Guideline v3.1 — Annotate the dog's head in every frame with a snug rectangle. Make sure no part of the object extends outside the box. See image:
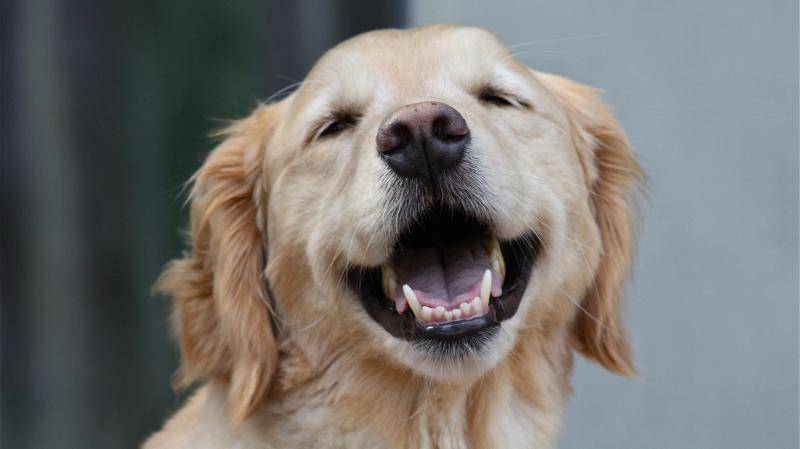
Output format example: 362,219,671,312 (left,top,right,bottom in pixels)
157,25,642,421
